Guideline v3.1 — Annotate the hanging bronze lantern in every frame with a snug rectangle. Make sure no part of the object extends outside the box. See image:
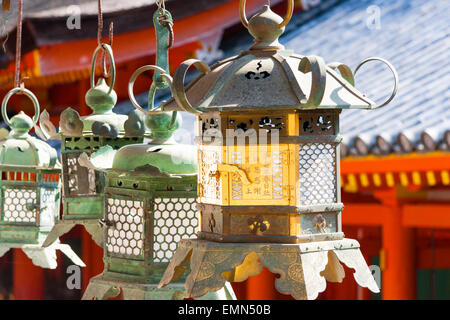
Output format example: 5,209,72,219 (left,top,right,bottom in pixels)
80,106,234,300
0,87,84,269
37,44,146,247
80,4,234,298
154,0,398,299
